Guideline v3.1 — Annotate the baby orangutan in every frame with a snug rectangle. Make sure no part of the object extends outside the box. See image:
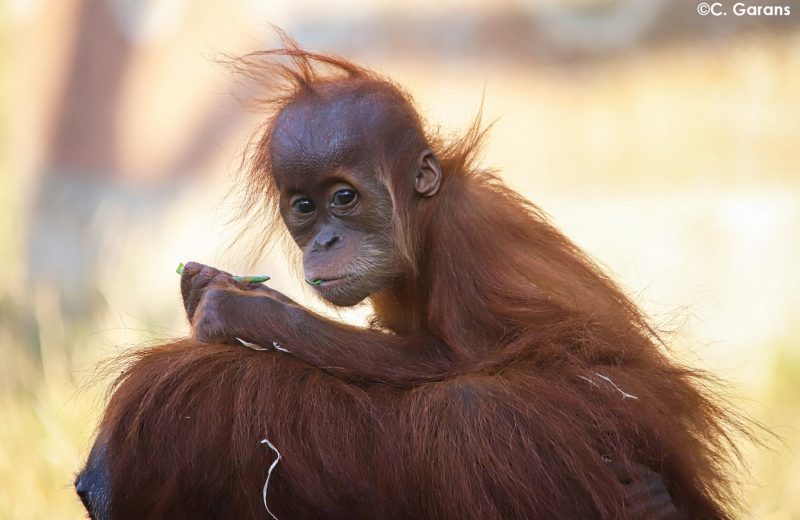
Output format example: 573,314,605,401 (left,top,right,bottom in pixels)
77,41,743,520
